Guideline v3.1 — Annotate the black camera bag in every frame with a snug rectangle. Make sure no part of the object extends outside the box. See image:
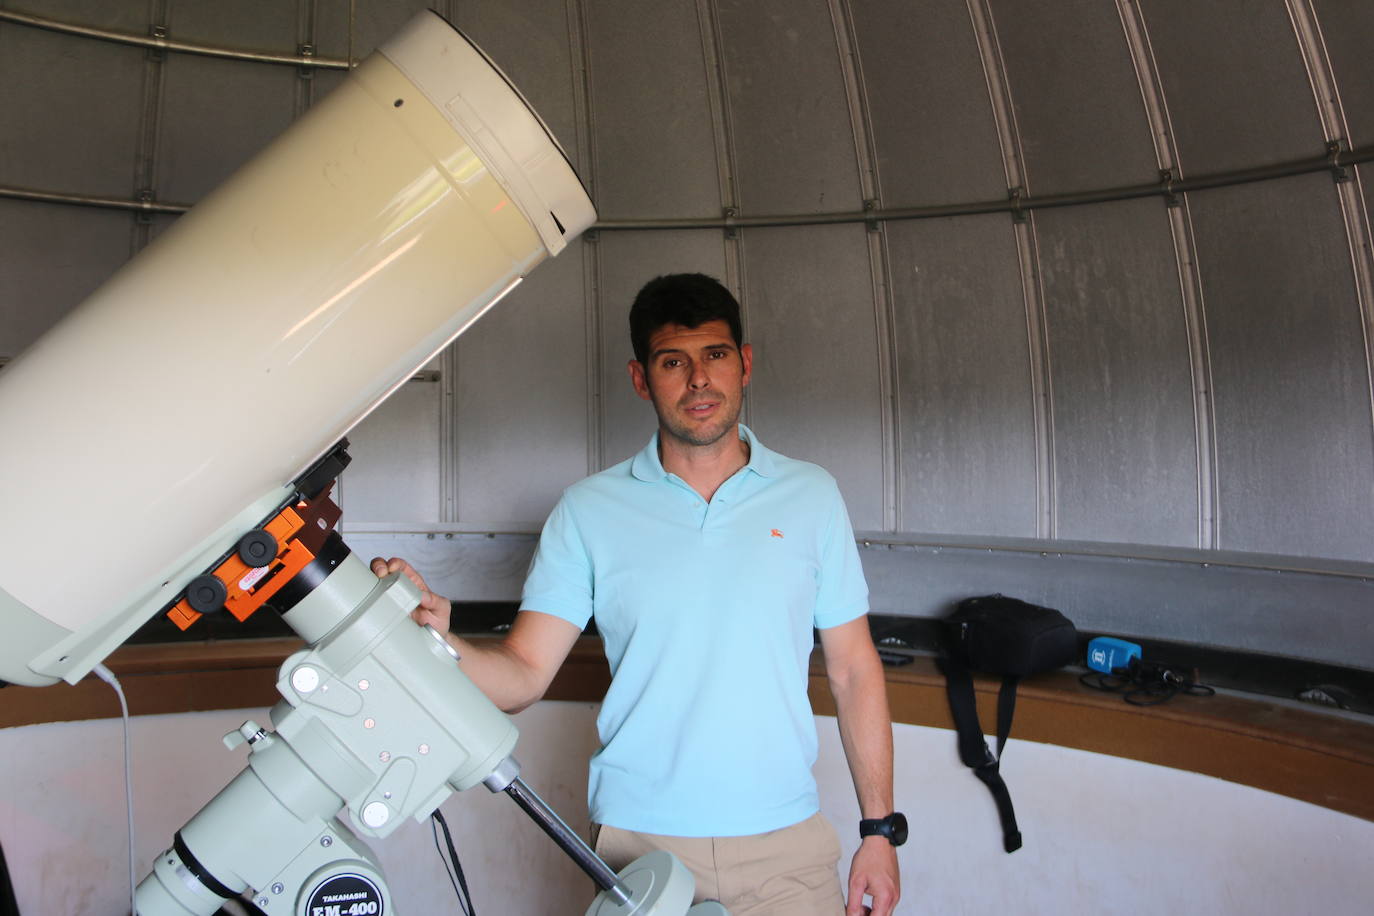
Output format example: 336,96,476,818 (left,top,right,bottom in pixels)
940,594,1078,852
